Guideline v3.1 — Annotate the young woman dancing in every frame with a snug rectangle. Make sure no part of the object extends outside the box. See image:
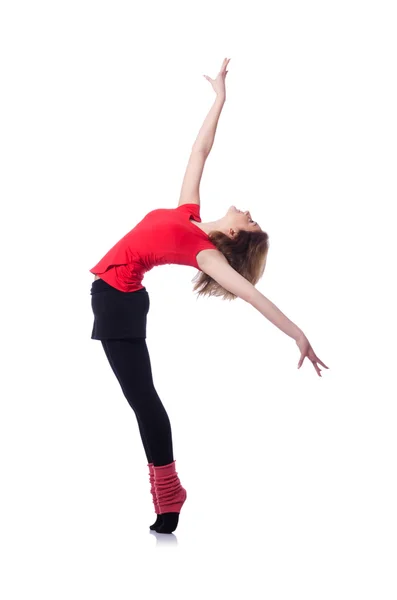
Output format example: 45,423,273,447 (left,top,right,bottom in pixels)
89,58,329,535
